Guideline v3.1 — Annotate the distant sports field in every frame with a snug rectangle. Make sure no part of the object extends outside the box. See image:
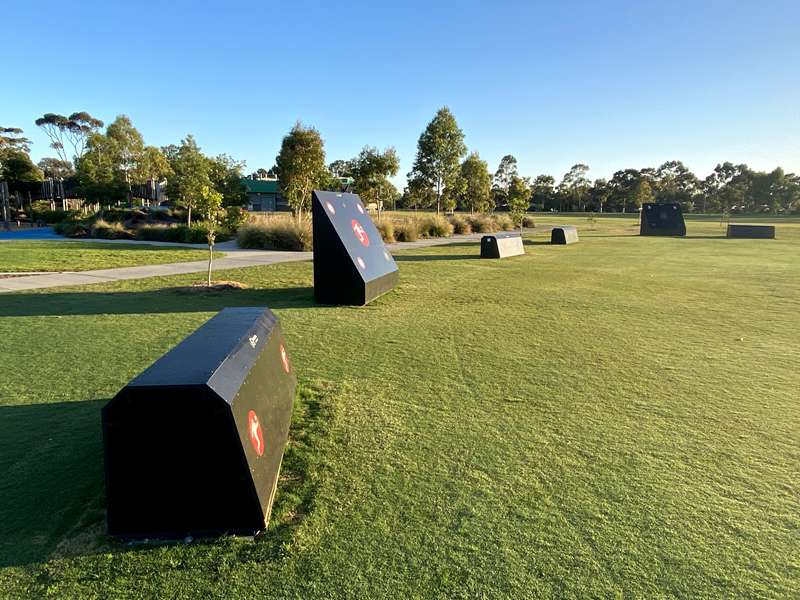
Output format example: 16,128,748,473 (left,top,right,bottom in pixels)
0,215,797,598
